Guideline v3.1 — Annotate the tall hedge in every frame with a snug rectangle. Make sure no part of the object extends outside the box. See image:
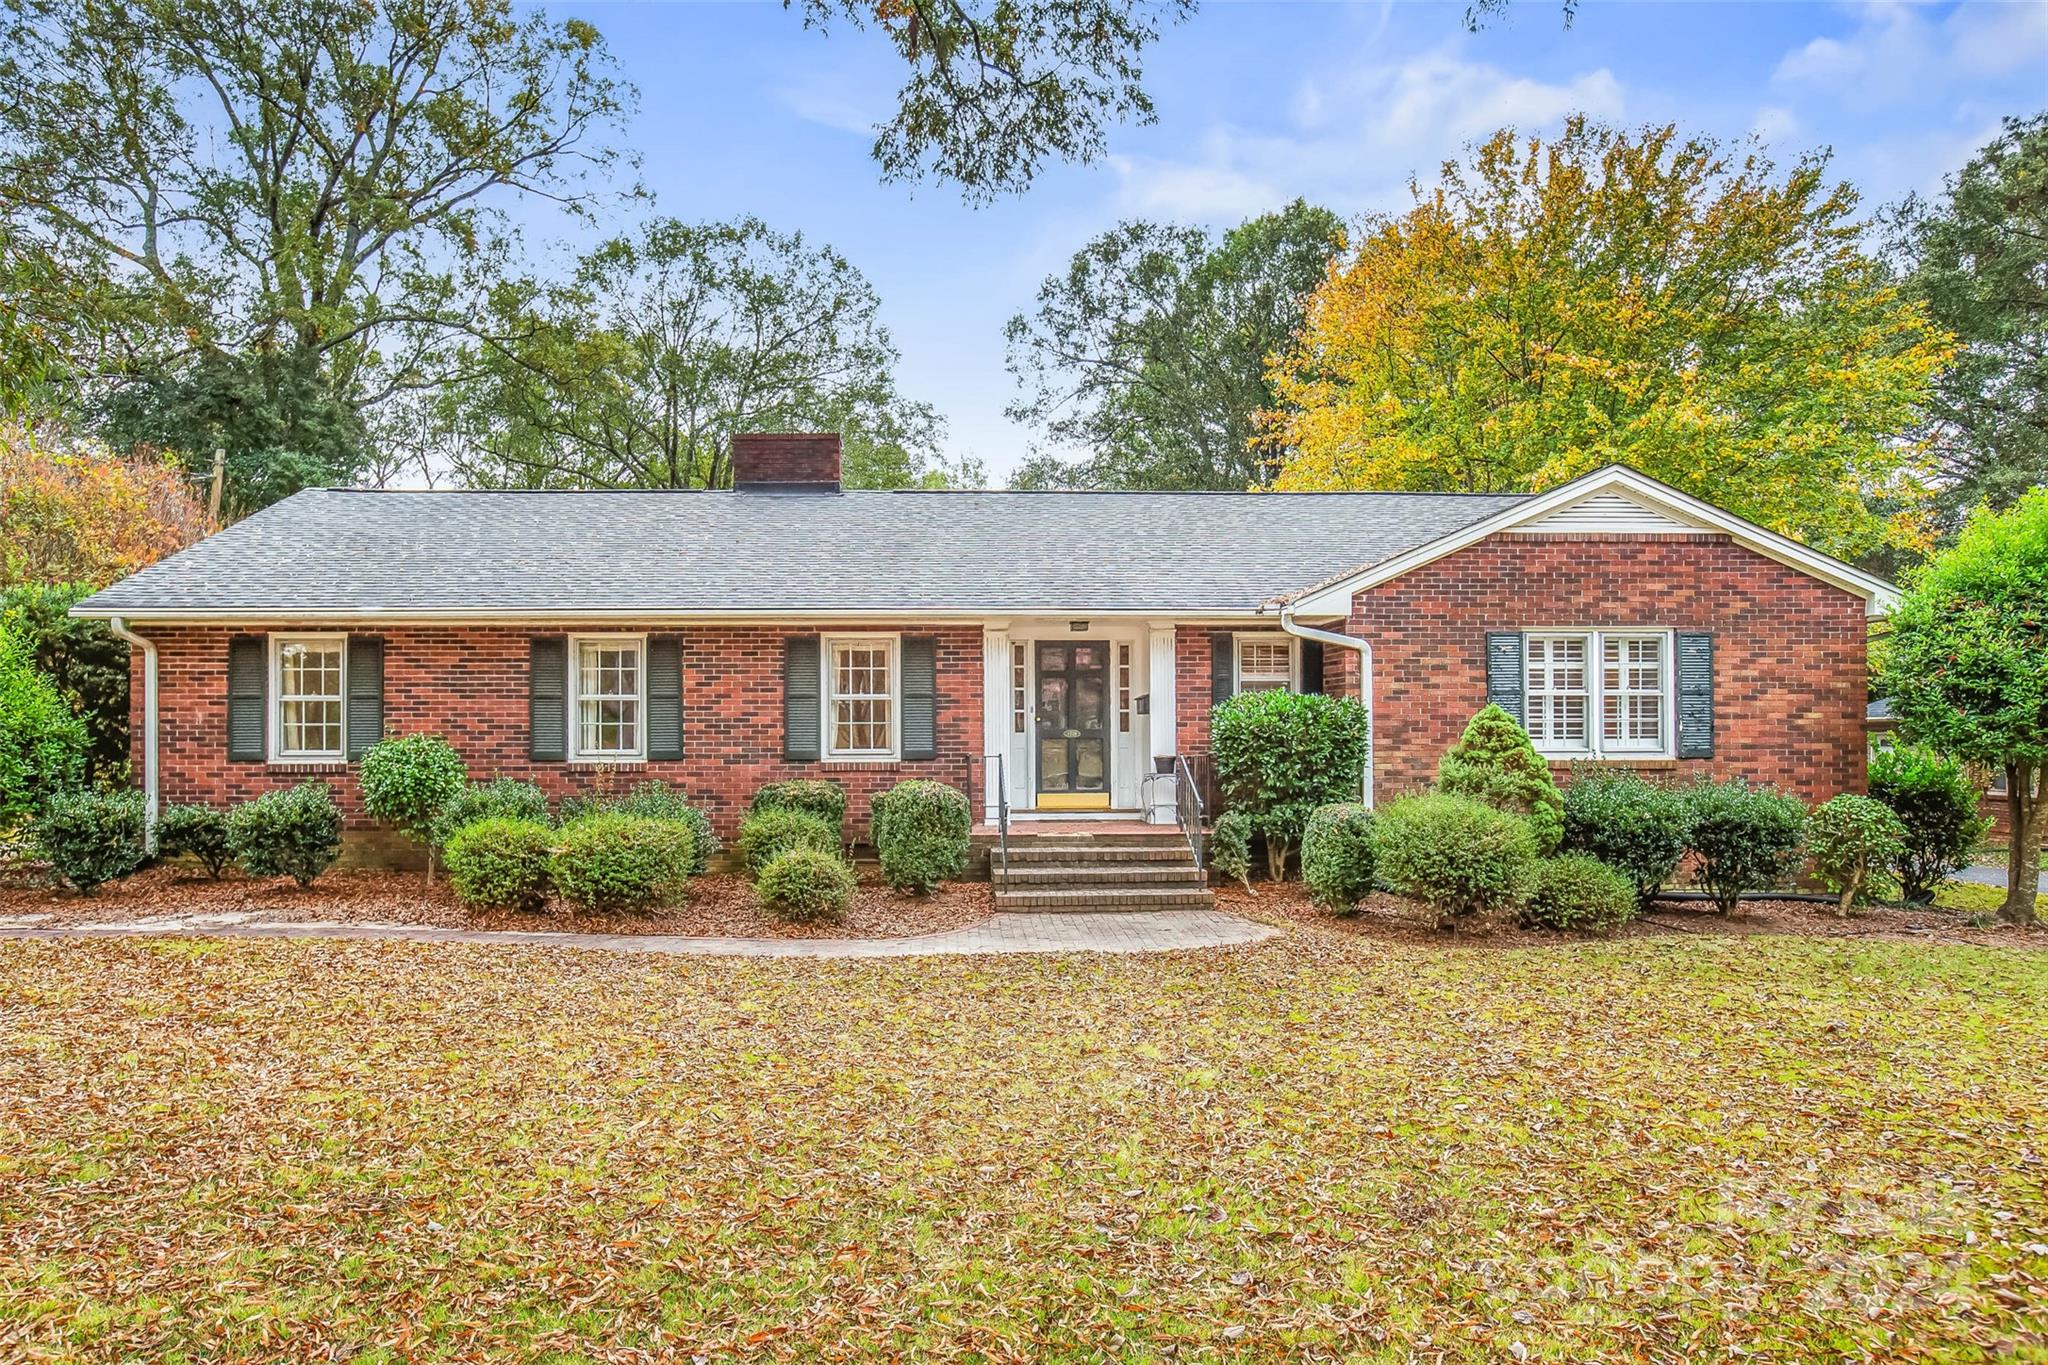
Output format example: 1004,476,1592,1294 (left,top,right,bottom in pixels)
0,583,128,780
0,622,88,832
1209,691,1369,879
